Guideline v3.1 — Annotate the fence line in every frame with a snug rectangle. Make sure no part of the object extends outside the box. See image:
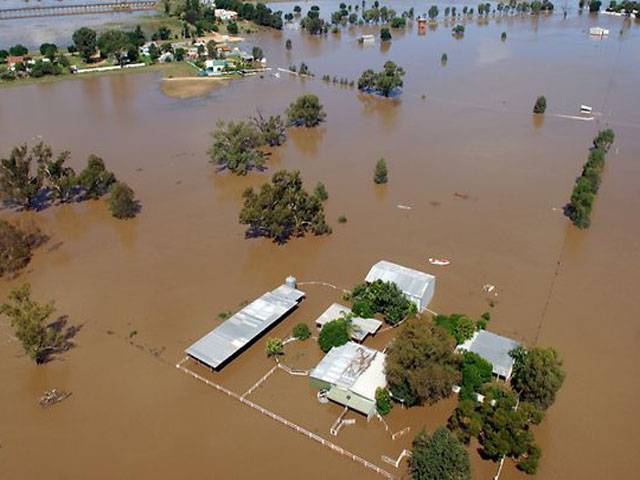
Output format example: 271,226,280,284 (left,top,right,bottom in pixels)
176,359,394,479
242,364,278,398
381,449,411,468
277,363,310,376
